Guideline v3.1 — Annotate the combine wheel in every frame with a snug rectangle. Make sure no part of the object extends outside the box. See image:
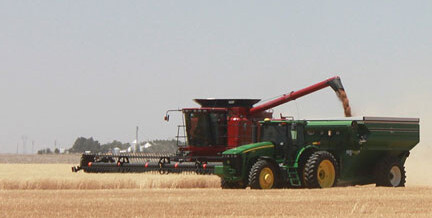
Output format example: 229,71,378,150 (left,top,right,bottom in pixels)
249,160,277,189
375,156,406,187
304,151,338,188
